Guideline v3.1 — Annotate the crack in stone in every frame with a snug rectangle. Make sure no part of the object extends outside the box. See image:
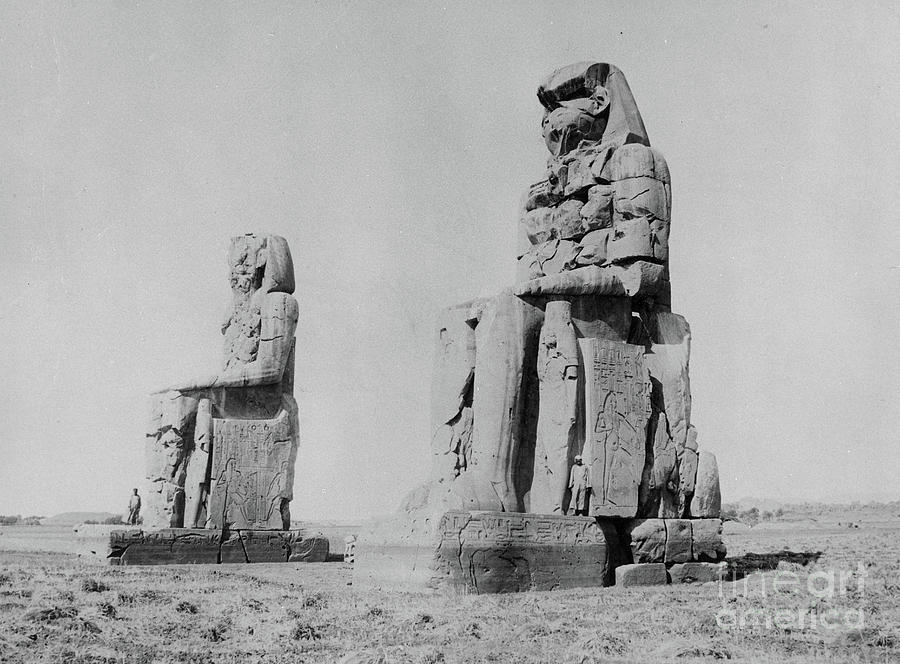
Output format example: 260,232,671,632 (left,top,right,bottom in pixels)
236,530,251,563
